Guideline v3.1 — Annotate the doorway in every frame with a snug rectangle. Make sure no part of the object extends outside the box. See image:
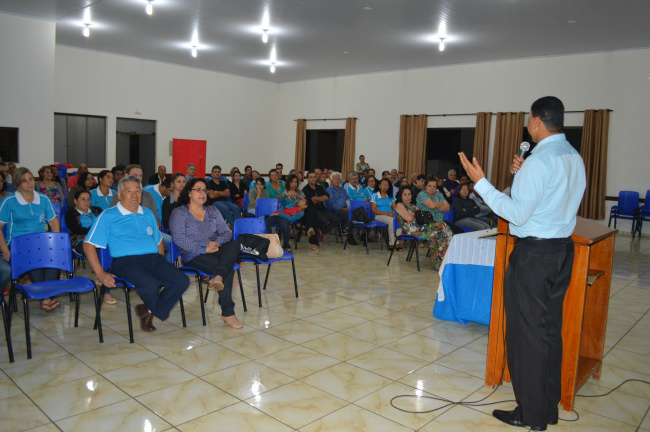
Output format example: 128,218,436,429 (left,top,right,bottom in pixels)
305,129,345,171
116,118,156,182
